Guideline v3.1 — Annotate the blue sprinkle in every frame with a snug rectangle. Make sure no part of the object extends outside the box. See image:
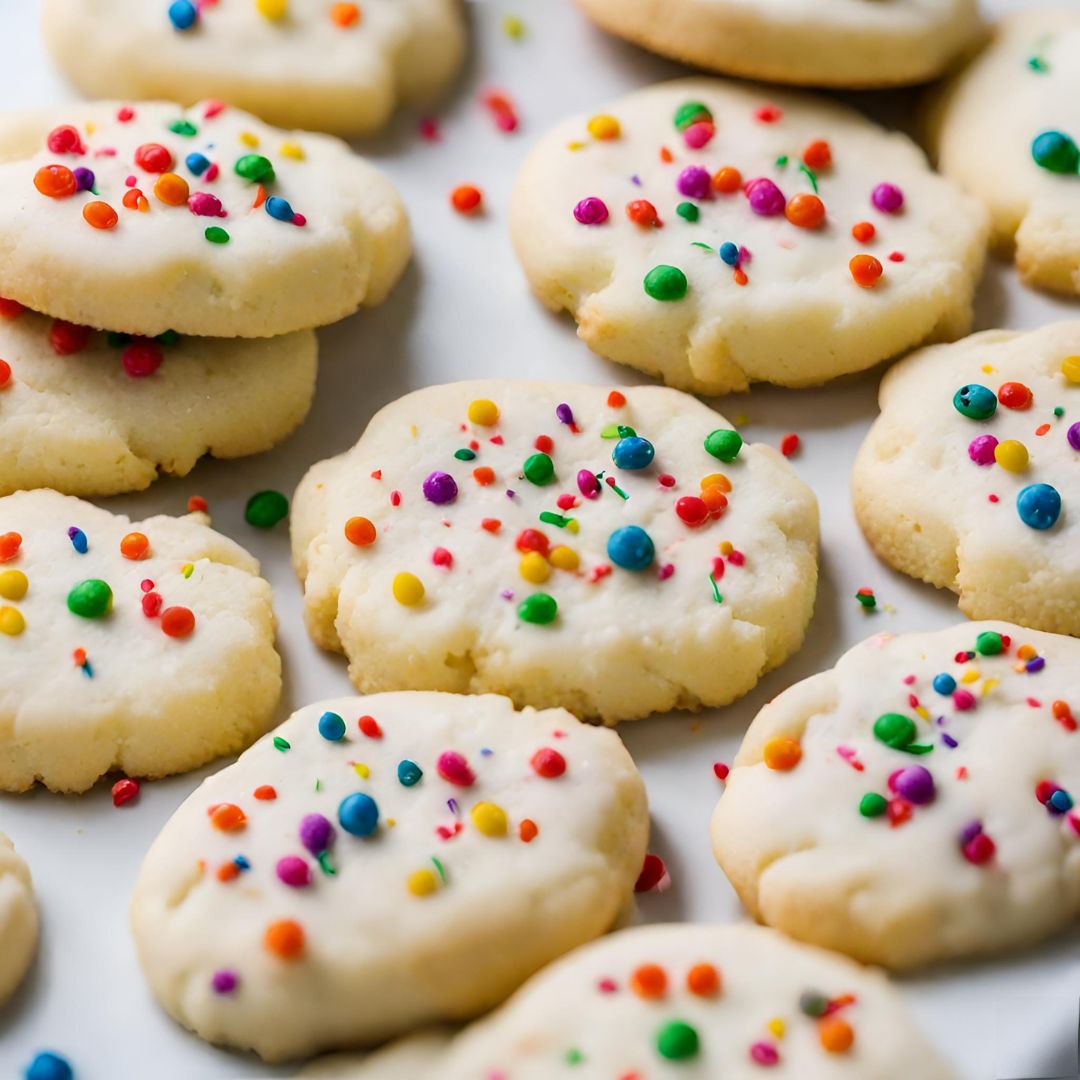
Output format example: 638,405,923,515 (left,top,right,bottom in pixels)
397,759,423,786
265,196,294,222
1049,789,1074,814
25,1052,74,1080
612,435,655,471
932,673,956,696
338,792,379,837
233,855,251,871
186,152,210,176
1016,483,1061,531
167,0,198,30
607,525,655,572
719,241,740,266
480,747,493,756
317,711,346,741
67,527,88,554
